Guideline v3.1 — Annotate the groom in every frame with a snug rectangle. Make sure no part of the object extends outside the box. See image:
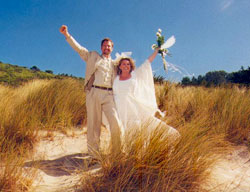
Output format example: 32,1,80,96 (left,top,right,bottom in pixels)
59,25,121,156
